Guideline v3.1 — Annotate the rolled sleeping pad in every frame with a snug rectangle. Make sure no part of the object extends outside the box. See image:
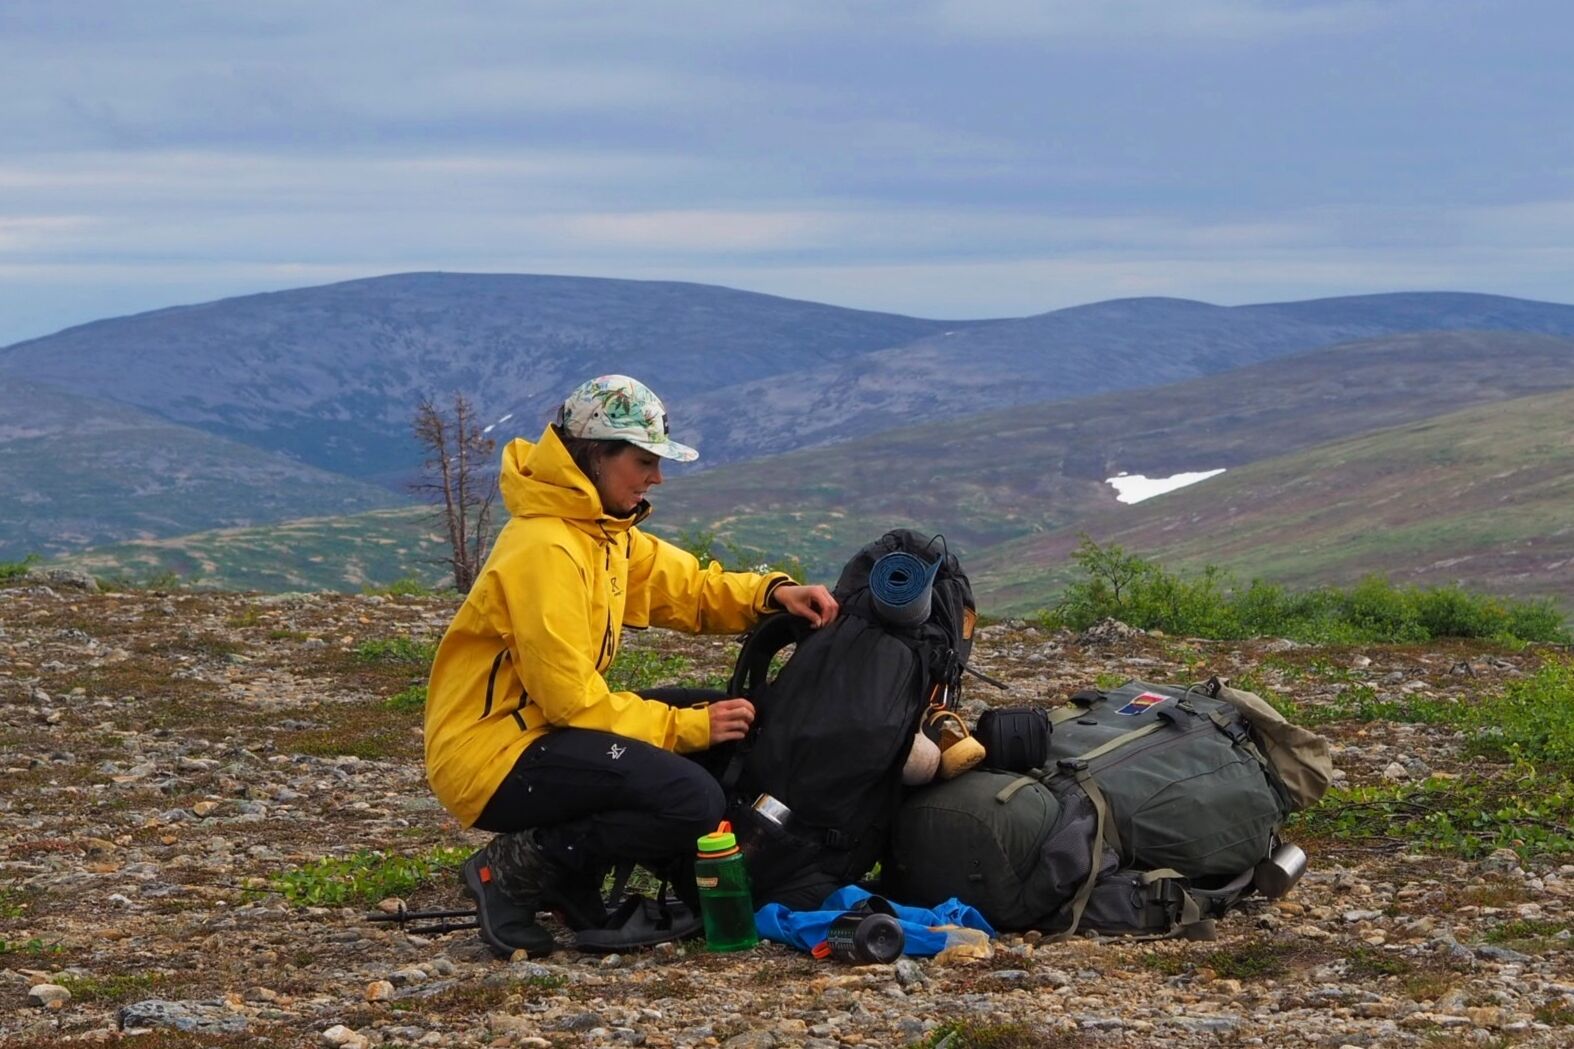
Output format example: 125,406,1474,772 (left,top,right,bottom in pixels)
869,550,942,626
